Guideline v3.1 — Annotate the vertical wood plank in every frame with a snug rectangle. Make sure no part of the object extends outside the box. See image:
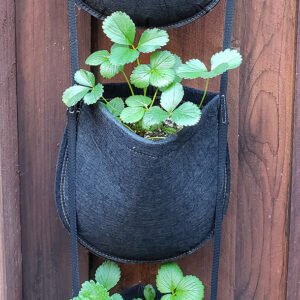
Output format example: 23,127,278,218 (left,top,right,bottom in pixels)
235,0,296,299
0,0,22,299
287,1,300,299
15,2,90,298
